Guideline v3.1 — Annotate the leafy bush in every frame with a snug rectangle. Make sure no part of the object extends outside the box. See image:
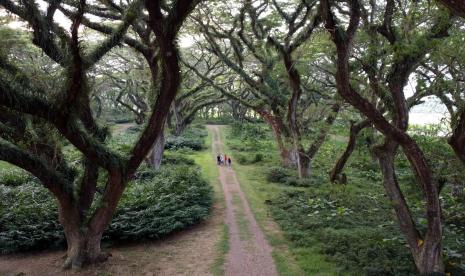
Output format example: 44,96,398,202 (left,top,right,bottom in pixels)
0,181,64,253
234,152,264,165
265,166,291,183
0,165,212,253
283,176,315,187
165,125,207,151
253,153,264,163
165,135,204,151
0,168,35,187
198,117,234,125
230,122,268,140
182,126,208,138
161,151,196,166
105,166,212,241
269,190,417,274
320,228,413,275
